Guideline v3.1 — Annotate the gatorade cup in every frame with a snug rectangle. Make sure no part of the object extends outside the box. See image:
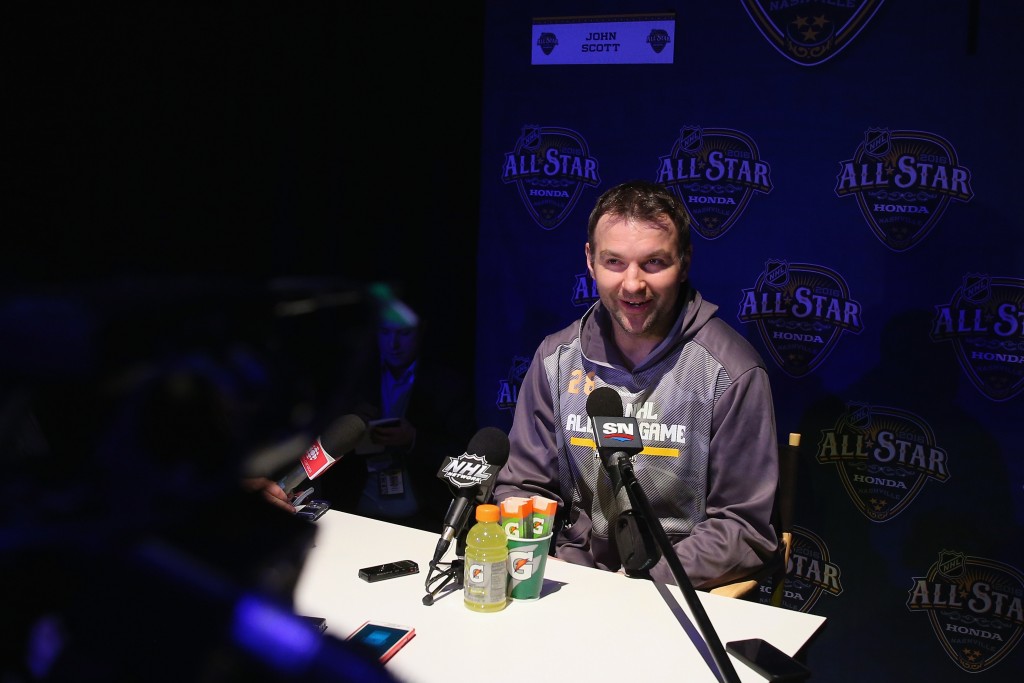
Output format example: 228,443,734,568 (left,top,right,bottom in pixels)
506,532,553,600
